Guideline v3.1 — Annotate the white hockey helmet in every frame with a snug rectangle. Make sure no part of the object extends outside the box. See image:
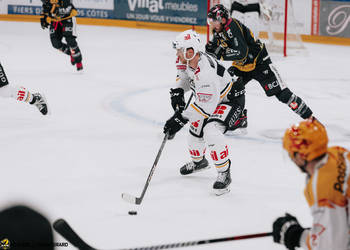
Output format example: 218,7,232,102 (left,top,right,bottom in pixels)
172,30,202,61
